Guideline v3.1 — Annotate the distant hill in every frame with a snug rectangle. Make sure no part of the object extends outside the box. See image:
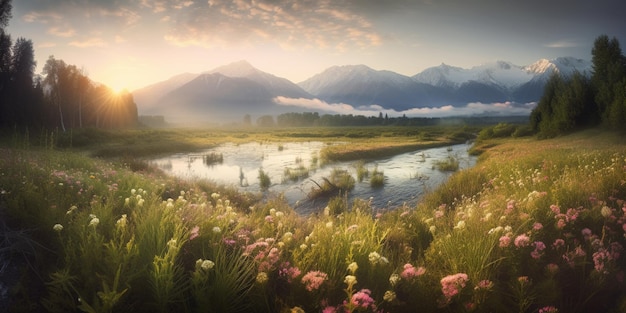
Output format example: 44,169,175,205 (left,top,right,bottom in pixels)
133,57,592,124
